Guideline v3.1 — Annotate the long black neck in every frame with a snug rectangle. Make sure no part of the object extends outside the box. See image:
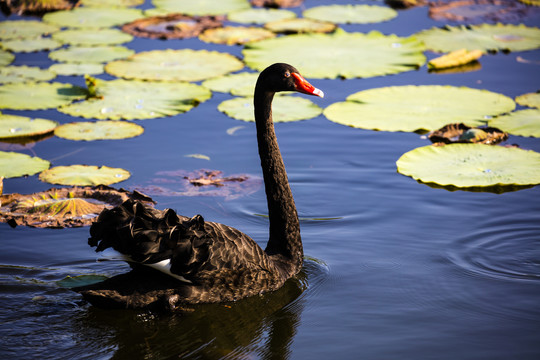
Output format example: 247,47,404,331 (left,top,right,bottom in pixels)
254,86,303,271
